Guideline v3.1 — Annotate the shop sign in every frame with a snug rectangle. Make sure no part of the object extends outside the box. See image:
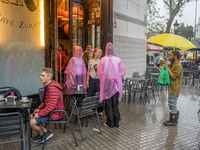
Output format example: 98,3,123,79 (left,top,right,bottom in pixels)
0,0,41,29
